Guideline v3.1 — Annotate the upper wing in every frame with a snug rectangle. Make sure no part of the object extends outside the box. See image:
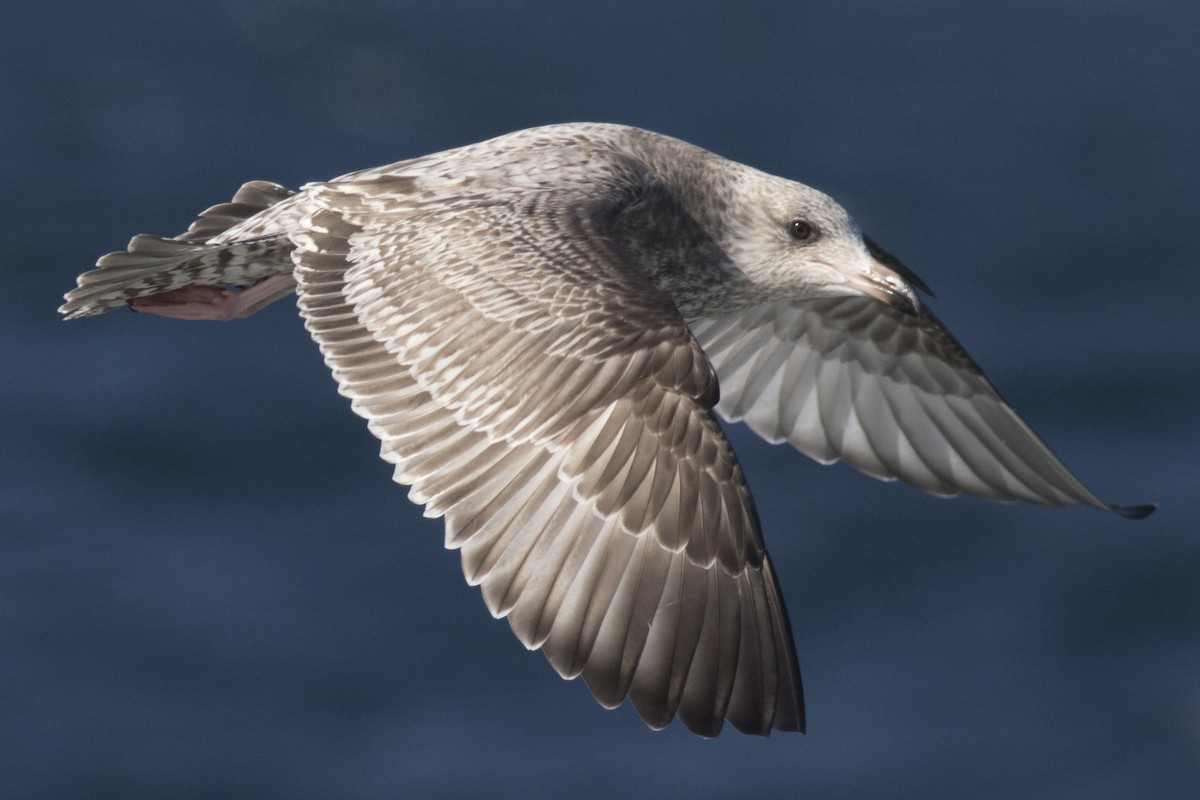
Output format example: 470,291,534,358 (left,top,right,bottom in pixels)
288,170,803,736
690,297,1152,517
